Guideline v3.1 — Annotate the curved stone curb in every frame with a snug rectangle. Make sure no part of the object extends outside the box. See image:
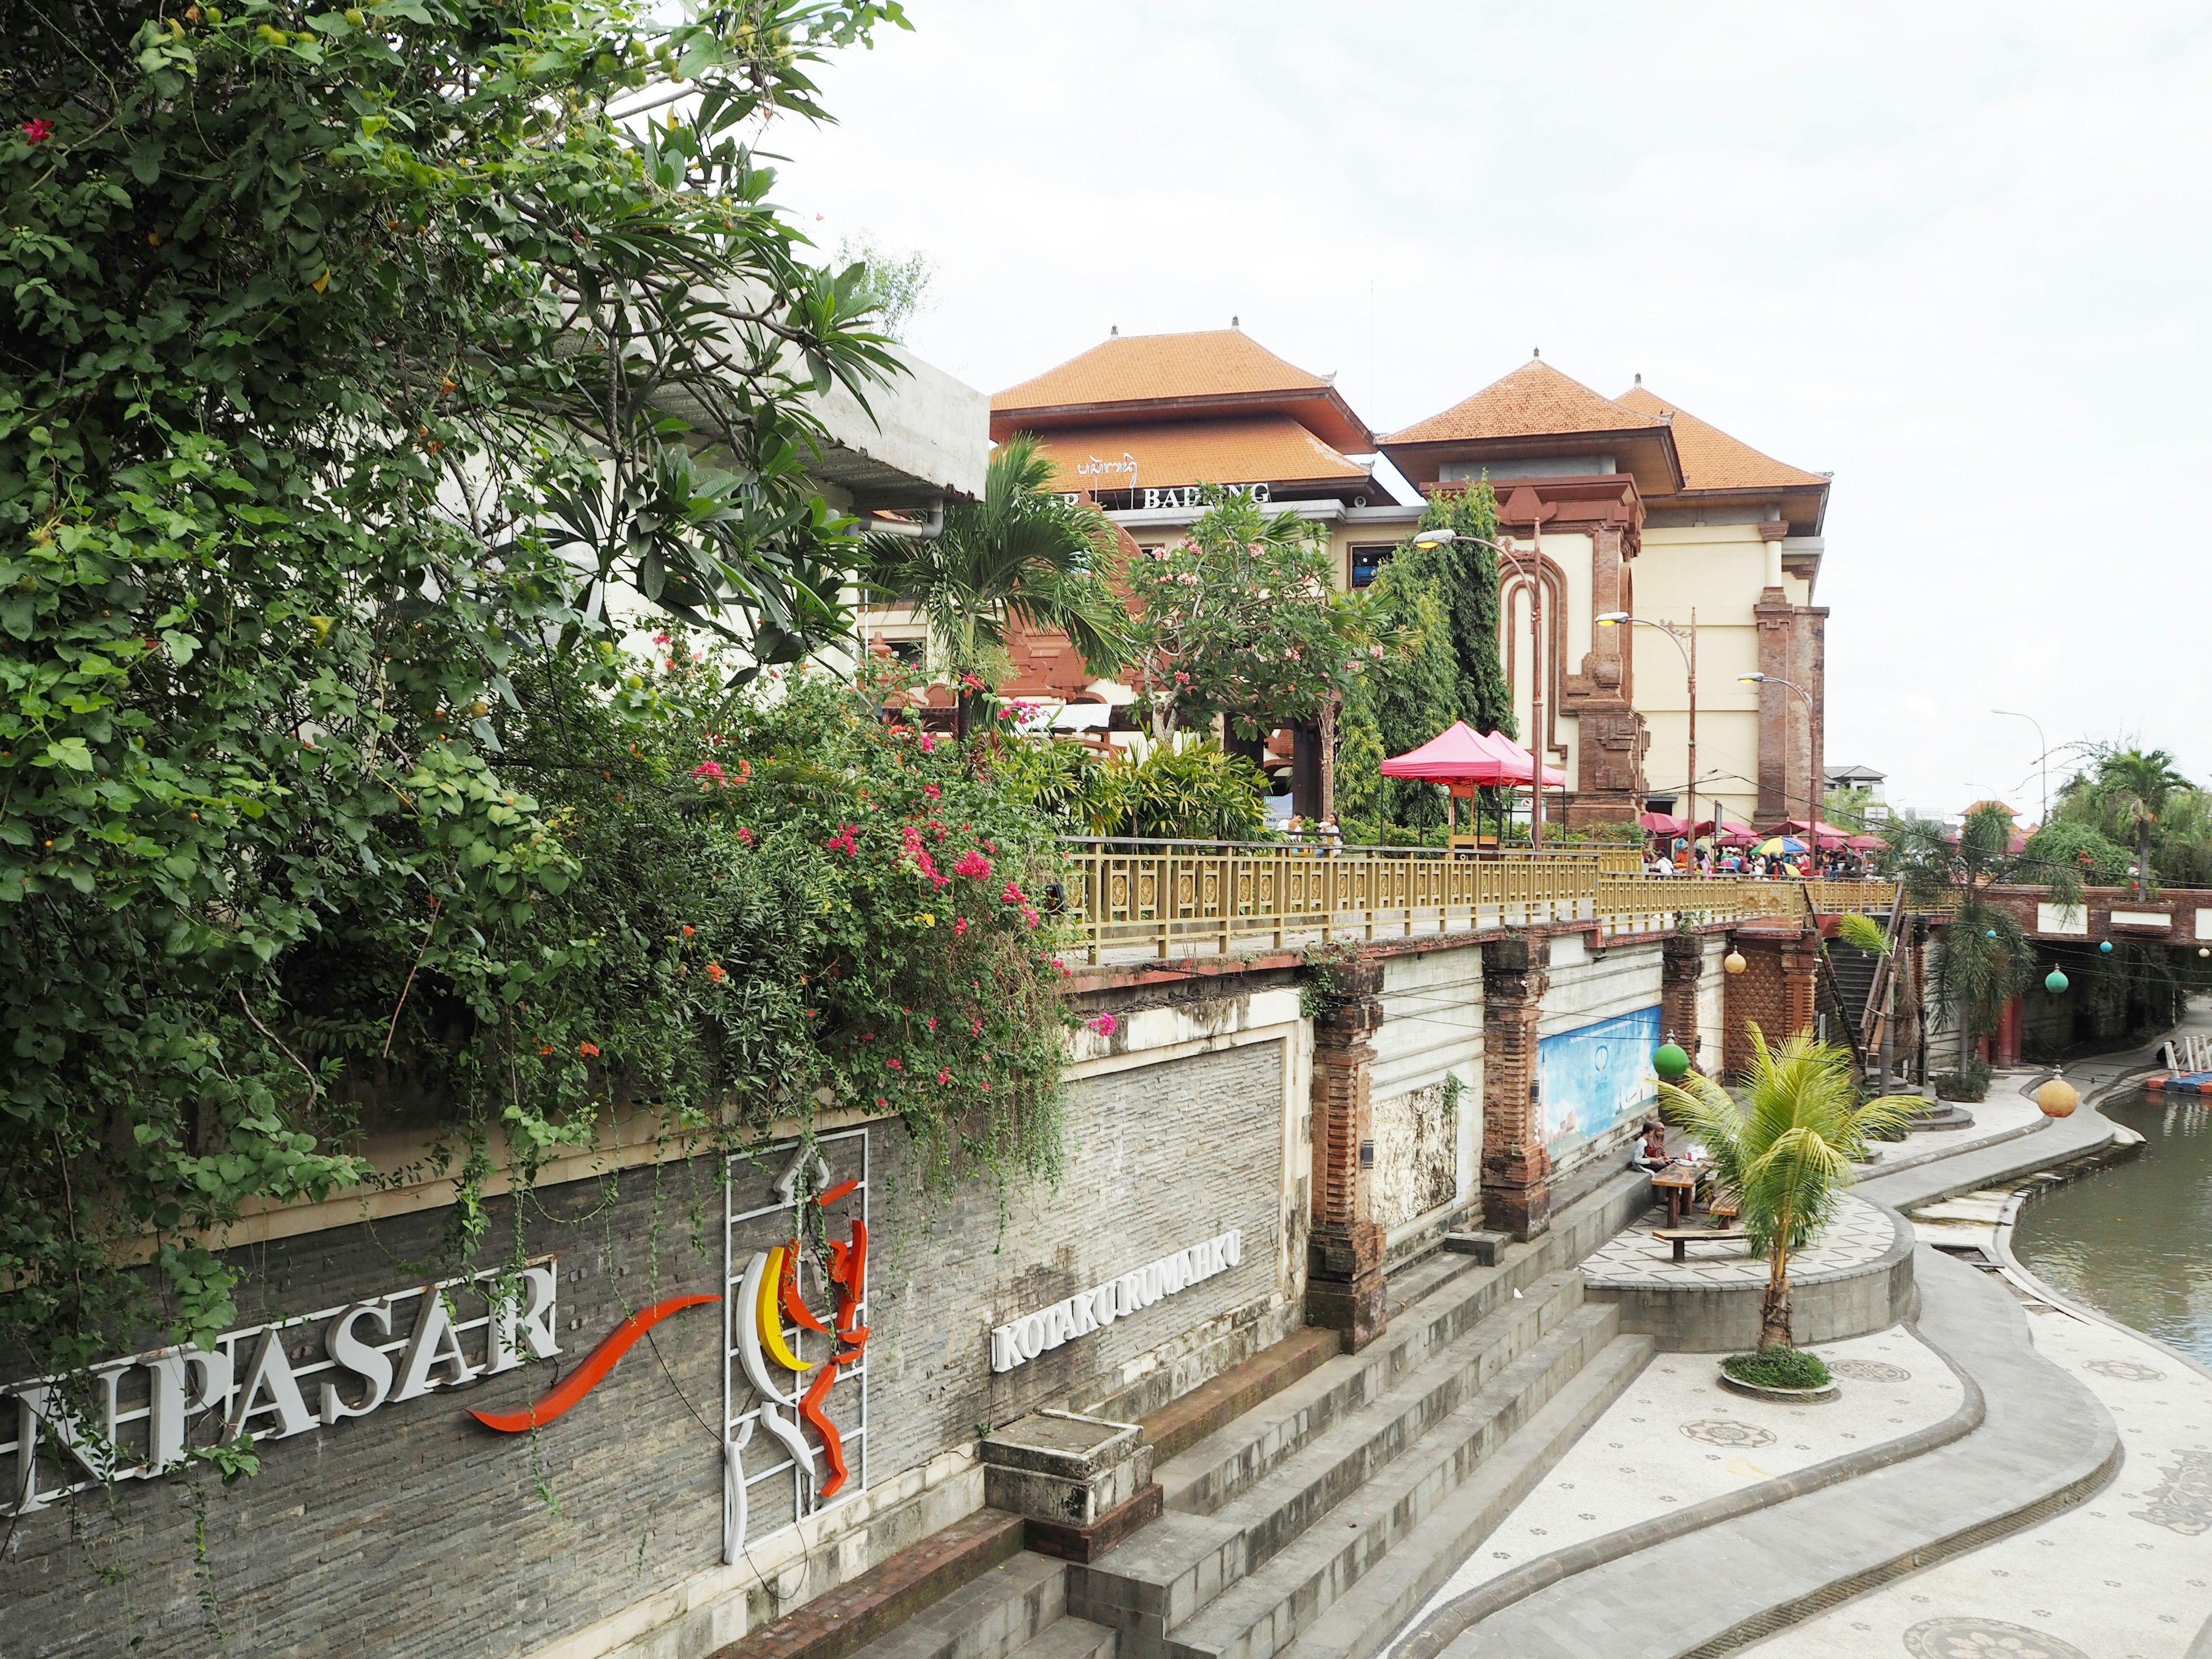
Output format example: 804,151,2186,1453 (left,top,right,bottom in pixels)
1410,1248,2119,1659
1854,1100,2118,1214
2190,1604,2212,1659
1387,1277,1987,1659
1850,1110,2048,1180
